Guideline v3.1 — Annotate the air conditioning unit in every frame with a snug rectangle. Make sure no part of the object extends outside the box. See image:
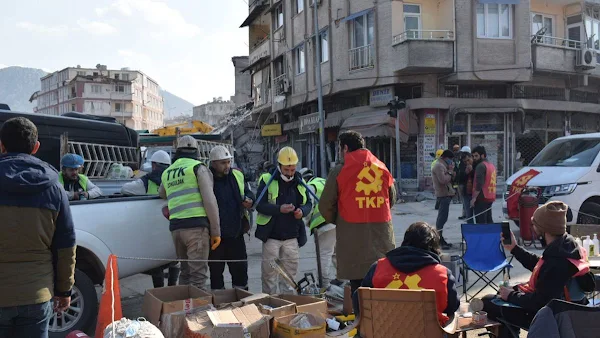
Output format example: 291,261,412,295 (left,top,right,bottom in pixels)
576,48,597,70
